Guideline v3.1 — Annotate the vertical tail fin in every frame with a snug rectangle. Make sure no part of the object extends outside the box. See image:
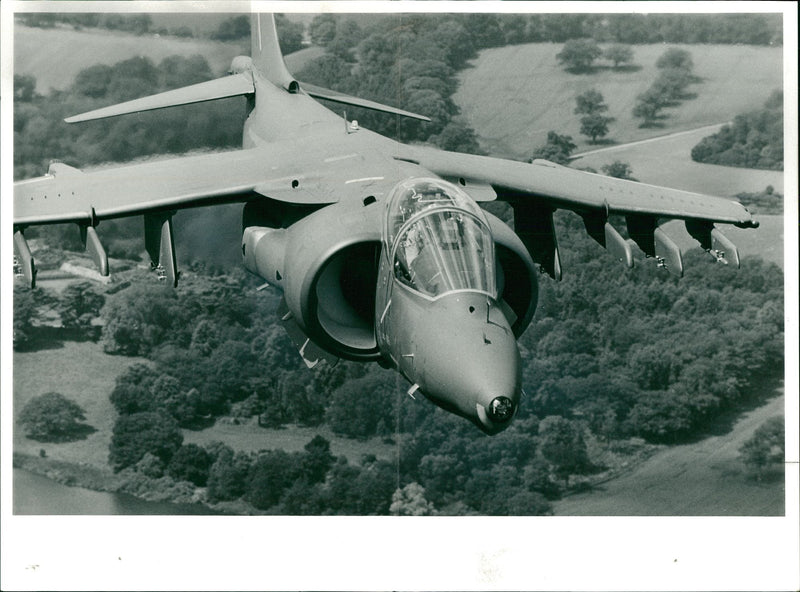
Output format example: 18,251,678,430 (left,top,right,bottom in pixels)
251,14,298,92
